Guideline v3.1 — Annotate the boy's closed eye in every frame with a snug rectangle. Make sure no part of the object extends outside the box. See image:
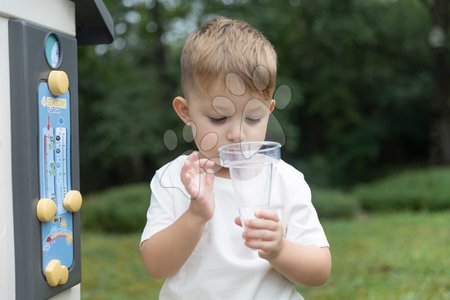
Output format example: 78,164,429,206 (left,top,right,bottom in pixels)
245,117,262,124
208,116,228,124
